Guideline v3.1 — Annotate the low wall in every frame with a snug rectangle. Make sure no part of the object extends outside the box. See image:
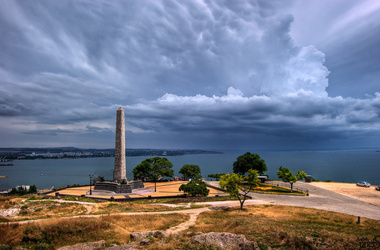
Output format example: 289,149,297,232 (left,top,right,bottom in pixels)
94,180,144,193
